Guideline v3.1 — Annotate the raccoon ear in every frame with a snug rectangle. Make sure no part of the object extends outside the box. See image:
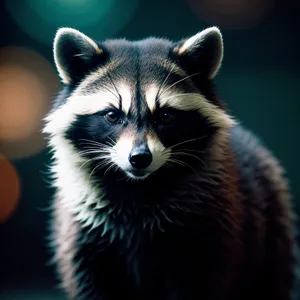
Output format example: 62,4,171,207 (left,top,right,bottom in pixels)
172,27,223,79
53,28,105,85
